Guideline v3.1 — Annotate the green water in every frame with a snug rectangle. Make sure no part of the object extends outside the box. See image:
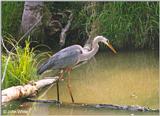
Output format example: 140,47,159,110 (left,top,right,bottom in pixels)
2,50,159,115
